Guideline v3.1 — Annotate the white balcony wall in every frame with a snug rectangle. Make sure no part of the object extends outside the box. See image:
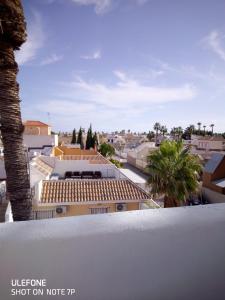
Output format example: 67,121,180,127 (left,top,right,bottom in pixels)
53,160,125,179
0,205,225,300
0,160,6,180
203,187,225,203
4,202,13,223
23,134,58,149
